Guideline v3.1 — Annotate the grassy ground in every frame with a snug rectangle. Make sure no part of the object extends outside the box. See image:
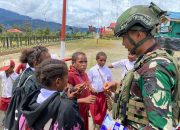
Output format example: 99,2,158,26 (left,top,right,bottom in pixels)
0,39,127,80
